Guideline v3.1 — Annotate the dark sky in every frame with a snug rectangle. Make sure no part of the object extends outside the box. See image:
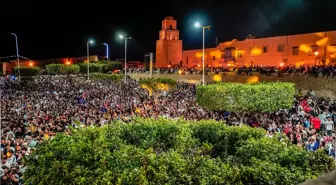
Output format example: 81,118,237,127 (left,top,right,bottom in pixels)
1,0,335,61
